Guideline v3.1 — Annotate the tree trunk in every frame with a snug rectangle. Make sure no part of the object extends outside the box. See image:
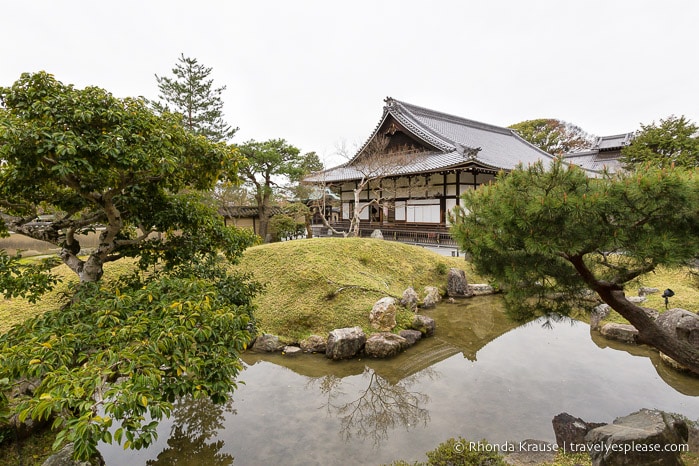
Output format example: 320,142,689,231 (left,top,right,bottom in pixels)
304,212,313,239
351,188,362,237
598,287,699,374
60,249,104,283
258,205,269,242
